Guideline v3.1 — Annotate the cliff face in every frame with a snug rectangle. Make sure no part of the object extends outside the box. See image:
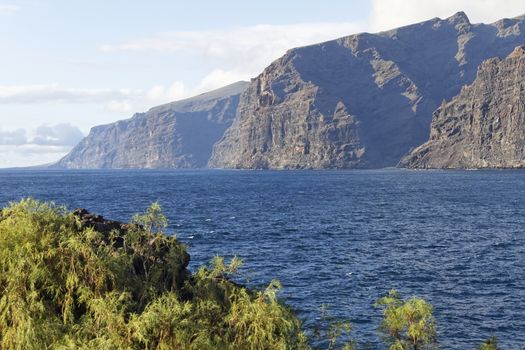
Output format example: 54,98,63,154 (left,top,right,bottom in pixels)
54,81,248,169
400,46,525,169
209,12,525,169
